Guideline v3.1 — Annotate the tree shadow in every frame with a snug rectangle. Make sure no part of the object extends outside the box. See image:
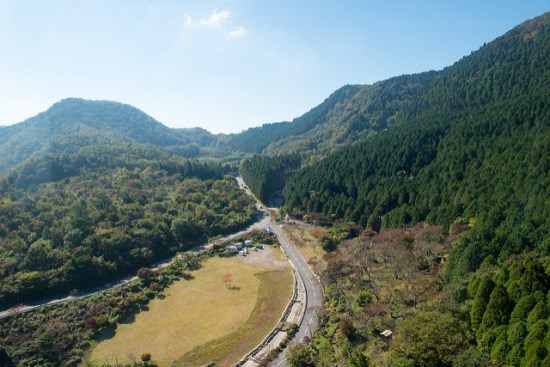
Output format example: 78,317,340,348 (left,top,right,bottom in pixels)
95,327,116,342
182,273,195,281
120,312,136,324
228,285,241,291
